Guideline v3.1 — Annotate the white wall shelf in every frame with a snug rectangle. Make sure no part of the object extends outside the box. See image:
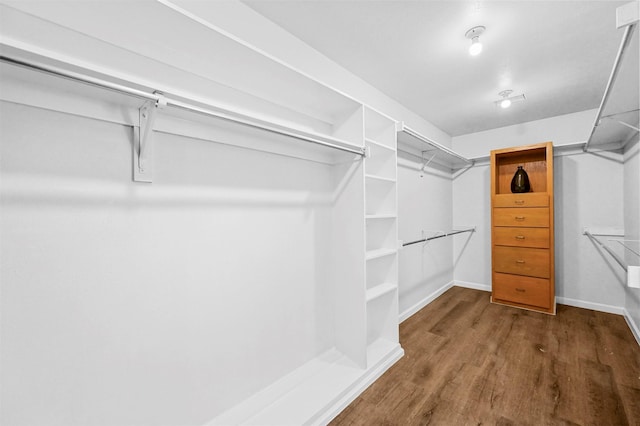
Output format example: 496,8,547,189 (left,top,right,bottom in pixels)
364,143,397,180
0,52,366,169
366,248,397,262
365,138,396,152
0,2,365,139
366,214,397,220
397,122,474,171
366,283,398,302
365,174,396,183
